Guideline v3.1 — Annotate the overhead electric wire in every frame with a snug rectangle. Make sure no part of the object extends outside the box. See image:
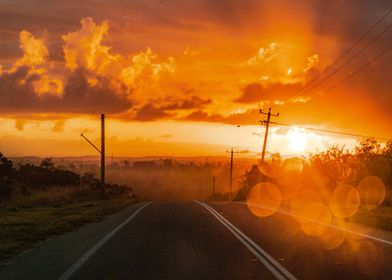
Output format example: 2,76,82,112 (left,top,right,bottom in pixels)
270,121,390,141
285,21,392,104
283,8,392,103
283,42,392,113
